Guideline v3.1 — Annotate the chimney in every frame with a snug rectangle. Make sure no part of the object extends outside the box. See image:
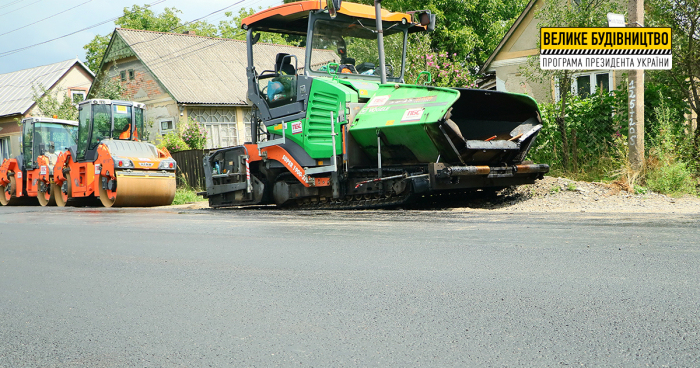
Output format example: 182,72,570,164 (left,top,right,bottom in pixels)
183,30,196,36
